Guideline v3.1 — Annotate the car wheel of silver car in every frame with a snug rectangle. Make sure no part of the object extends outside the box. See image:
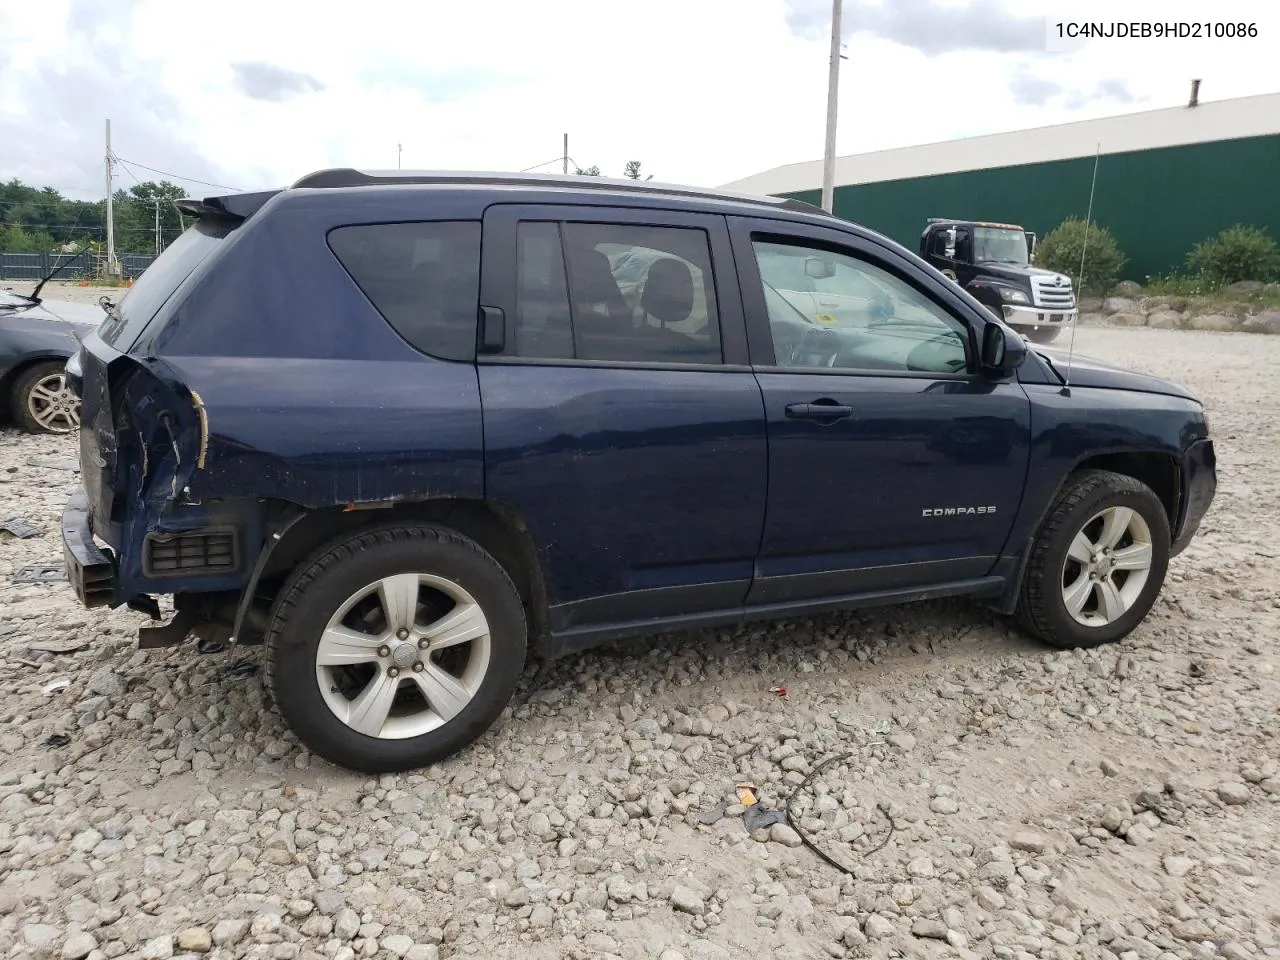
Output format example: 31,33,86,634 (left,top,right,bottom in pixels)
265,523,527,773
13,361,80,434
1016,469,1171,649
